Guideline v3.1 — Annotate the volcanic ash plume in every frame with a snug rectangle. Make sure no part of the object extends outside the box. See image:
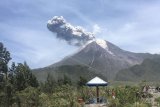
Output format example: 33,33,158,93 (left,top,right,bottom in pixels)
47,16,95,46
